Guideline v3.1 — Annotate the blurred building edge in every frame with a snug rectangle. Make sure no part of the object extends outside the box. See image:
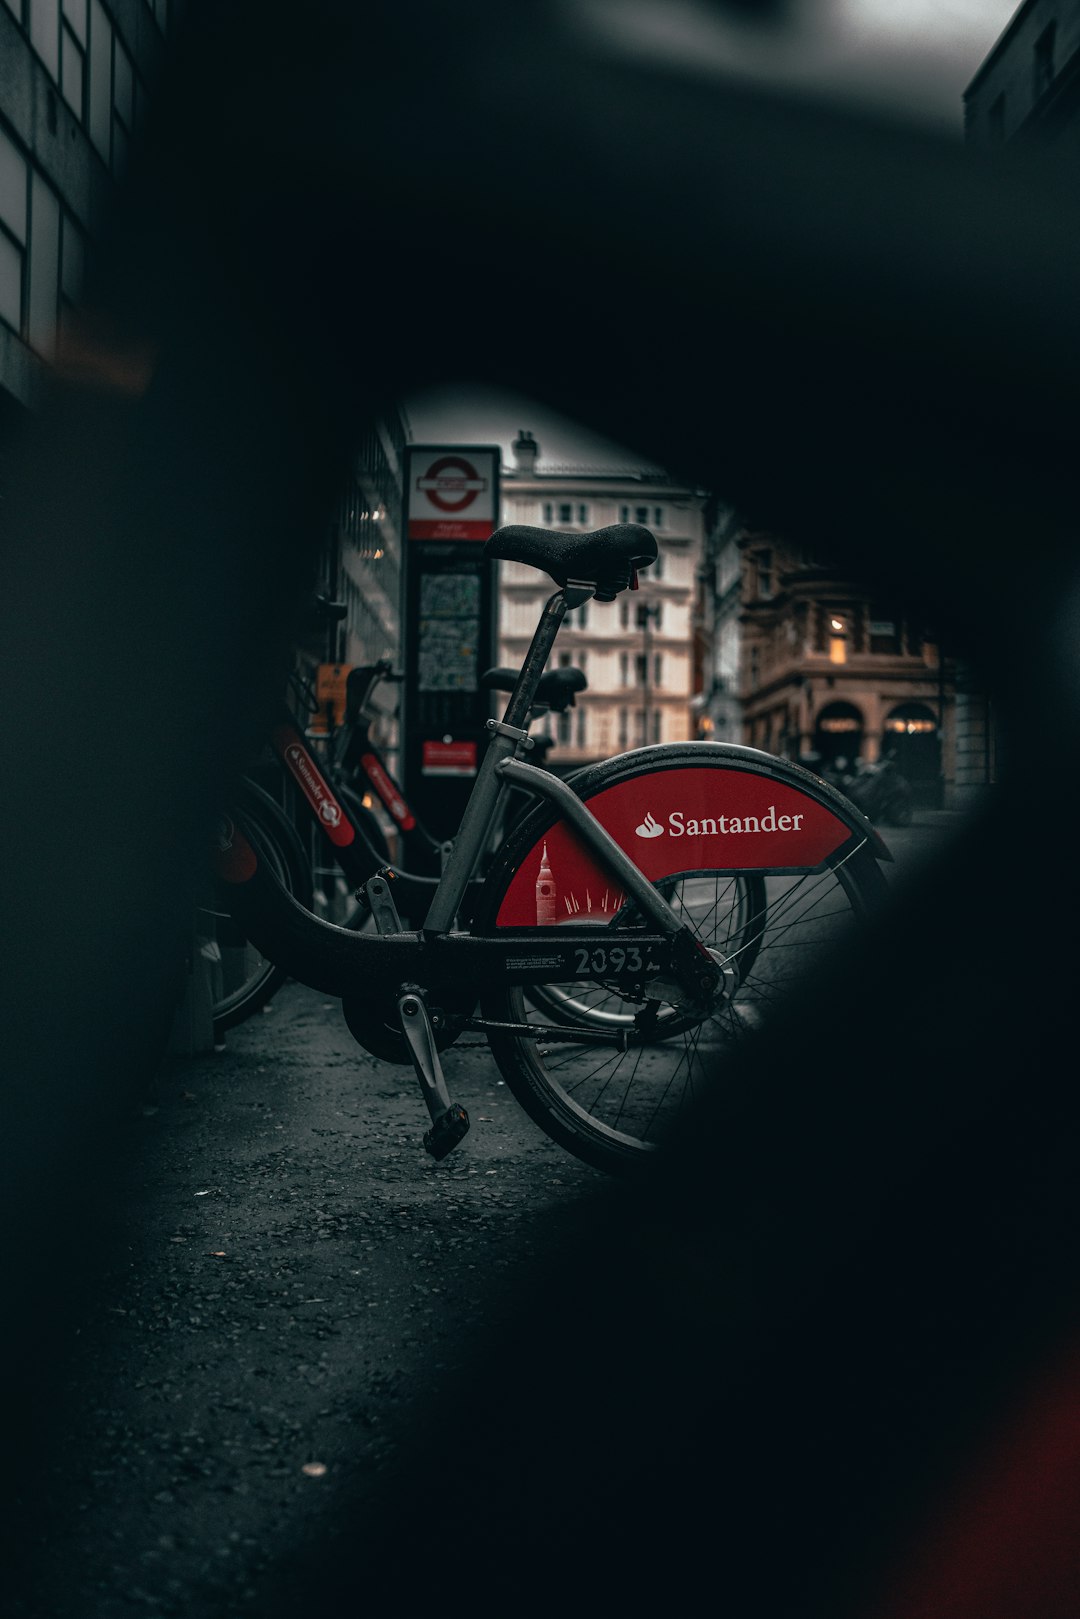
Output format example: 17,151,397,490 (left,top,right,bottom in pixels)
0,0,173,444
499,428,709,768
952,0,1080,803
963,0,1080,154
